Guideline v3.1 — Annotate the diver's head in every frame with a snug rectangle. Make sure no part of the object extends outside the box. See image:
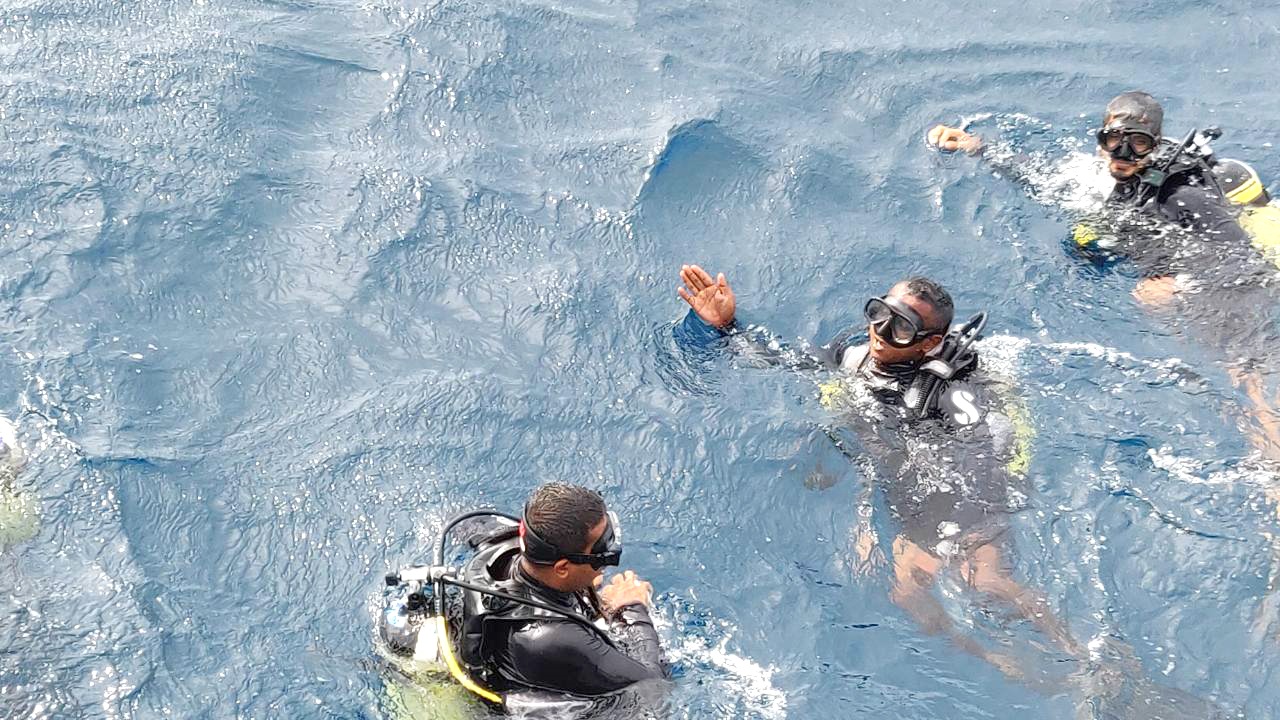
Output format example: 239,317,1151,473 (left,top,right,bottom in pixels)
519,483,621,592
865,277,952,365
1098,91,1164,180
